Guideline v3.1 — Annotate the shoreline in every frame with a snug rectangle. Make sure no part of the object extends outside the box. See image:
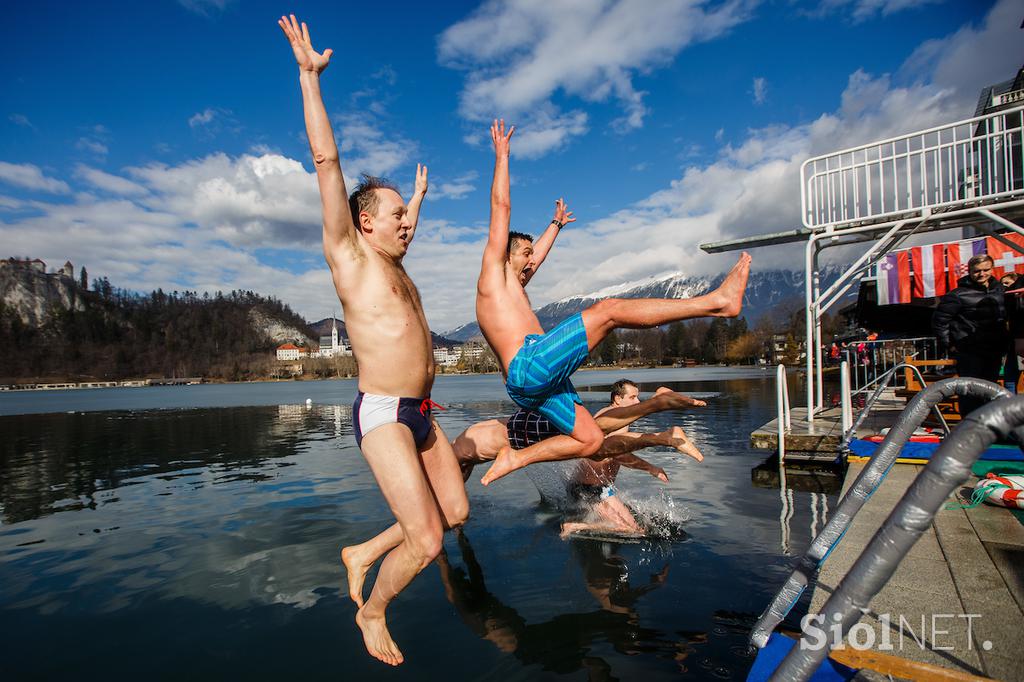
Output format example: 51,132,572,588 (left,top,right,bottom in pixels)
0,363,772,392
